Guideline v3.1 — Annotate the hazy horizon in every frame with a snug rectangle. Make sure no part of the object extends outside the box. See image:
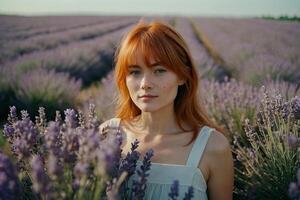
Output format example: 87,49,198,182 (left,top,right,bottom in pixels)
0,0,299,18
